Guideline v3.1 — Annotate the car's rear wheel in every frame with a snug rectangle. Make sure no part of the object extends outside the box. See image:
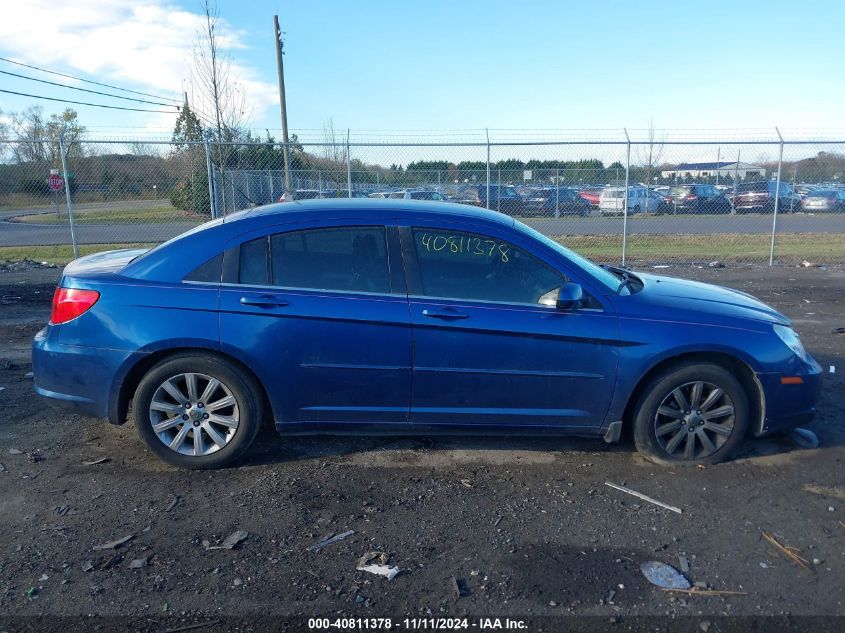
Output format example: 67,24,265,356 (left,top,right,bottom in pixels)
633,363,748,465
133,353,263,469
